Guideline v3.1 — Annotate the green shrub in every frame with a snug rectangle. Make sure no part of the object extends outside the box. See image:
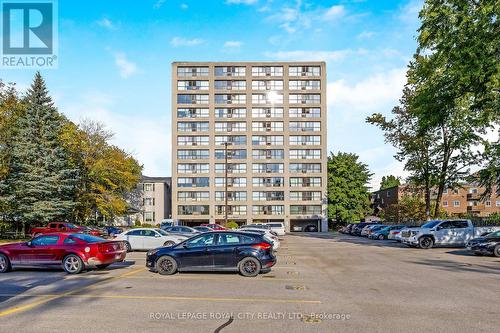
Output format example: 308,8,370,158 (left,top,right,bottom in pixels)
225,221,239,229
